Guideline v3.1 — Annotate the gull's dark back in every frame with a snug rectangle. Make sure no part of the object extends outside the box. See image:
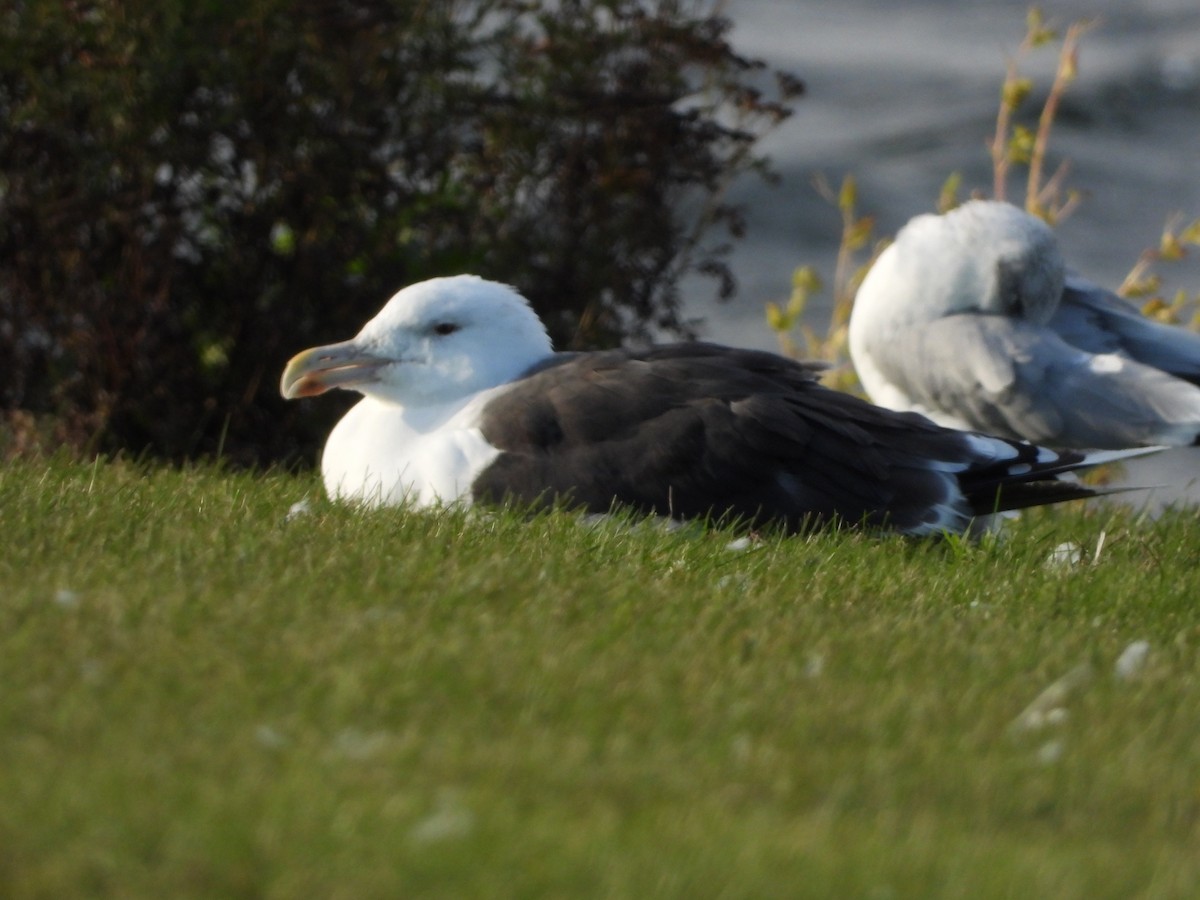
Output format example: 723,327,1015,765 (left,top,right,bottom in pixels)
472,343,1103,535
